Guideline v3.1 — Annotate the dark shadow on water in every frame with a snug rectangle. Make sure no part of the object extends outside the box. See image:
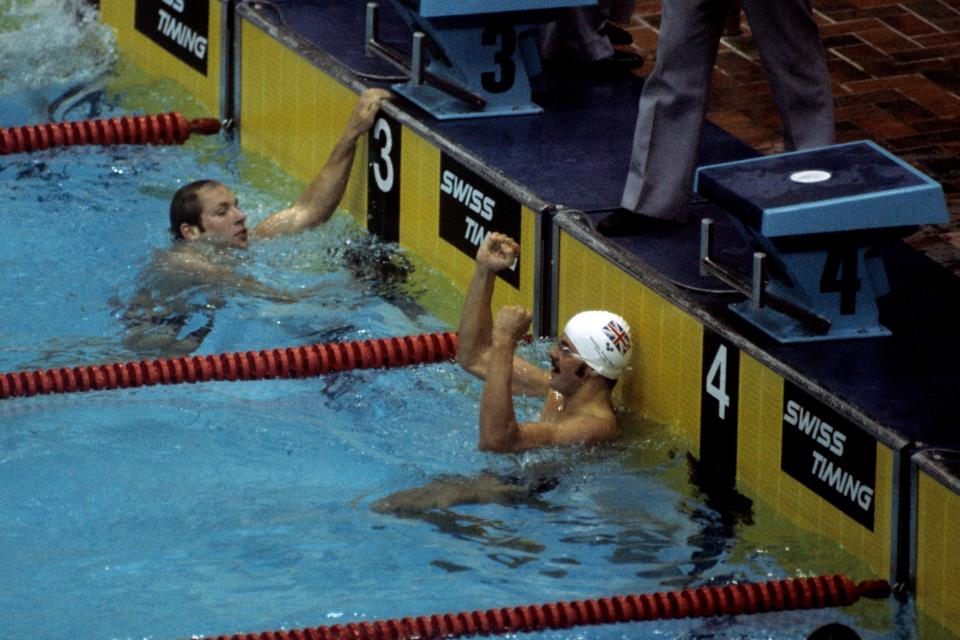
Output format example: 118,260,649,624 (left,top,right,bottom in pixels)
340,234,422,312
657,453,754,590
48,77,108,122
371,438,756,586
371,472,564,565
